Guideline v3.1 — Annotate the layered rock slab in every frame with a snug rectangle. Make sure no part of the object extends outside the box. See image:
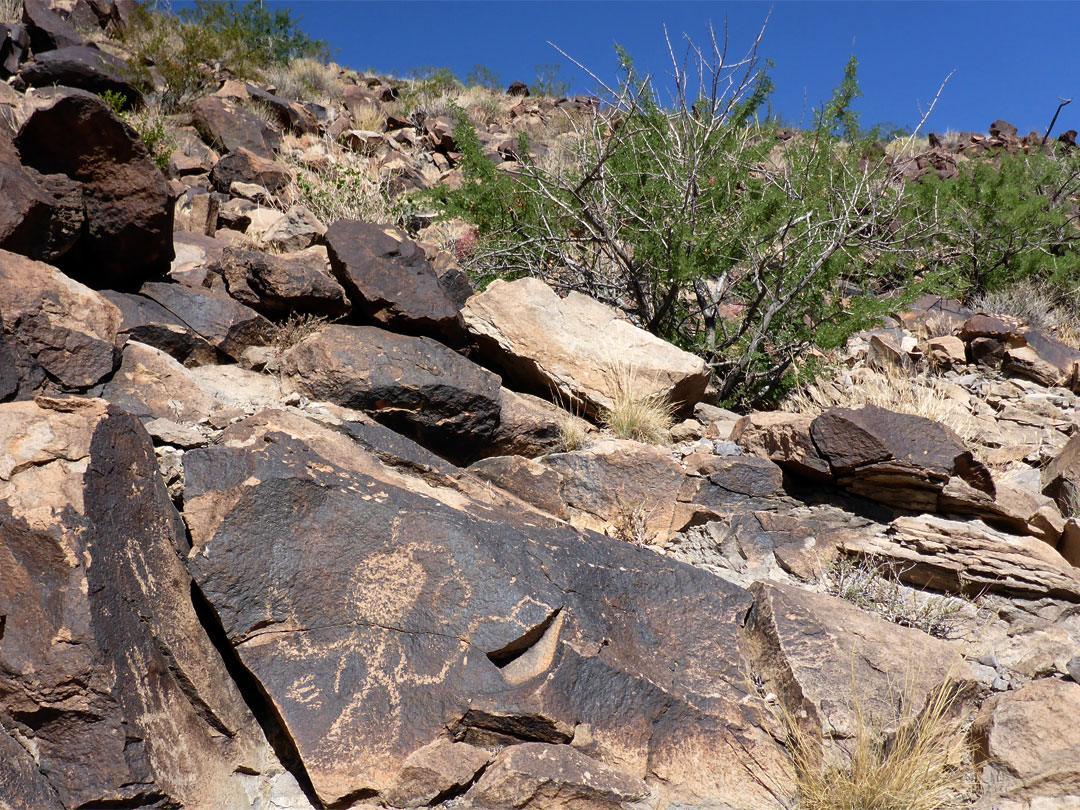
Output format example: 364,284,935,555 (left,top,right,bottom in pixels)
972,678,1080,804
0,397,308,809
182,409,793,808
280,323,502,456
462,277,709,416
